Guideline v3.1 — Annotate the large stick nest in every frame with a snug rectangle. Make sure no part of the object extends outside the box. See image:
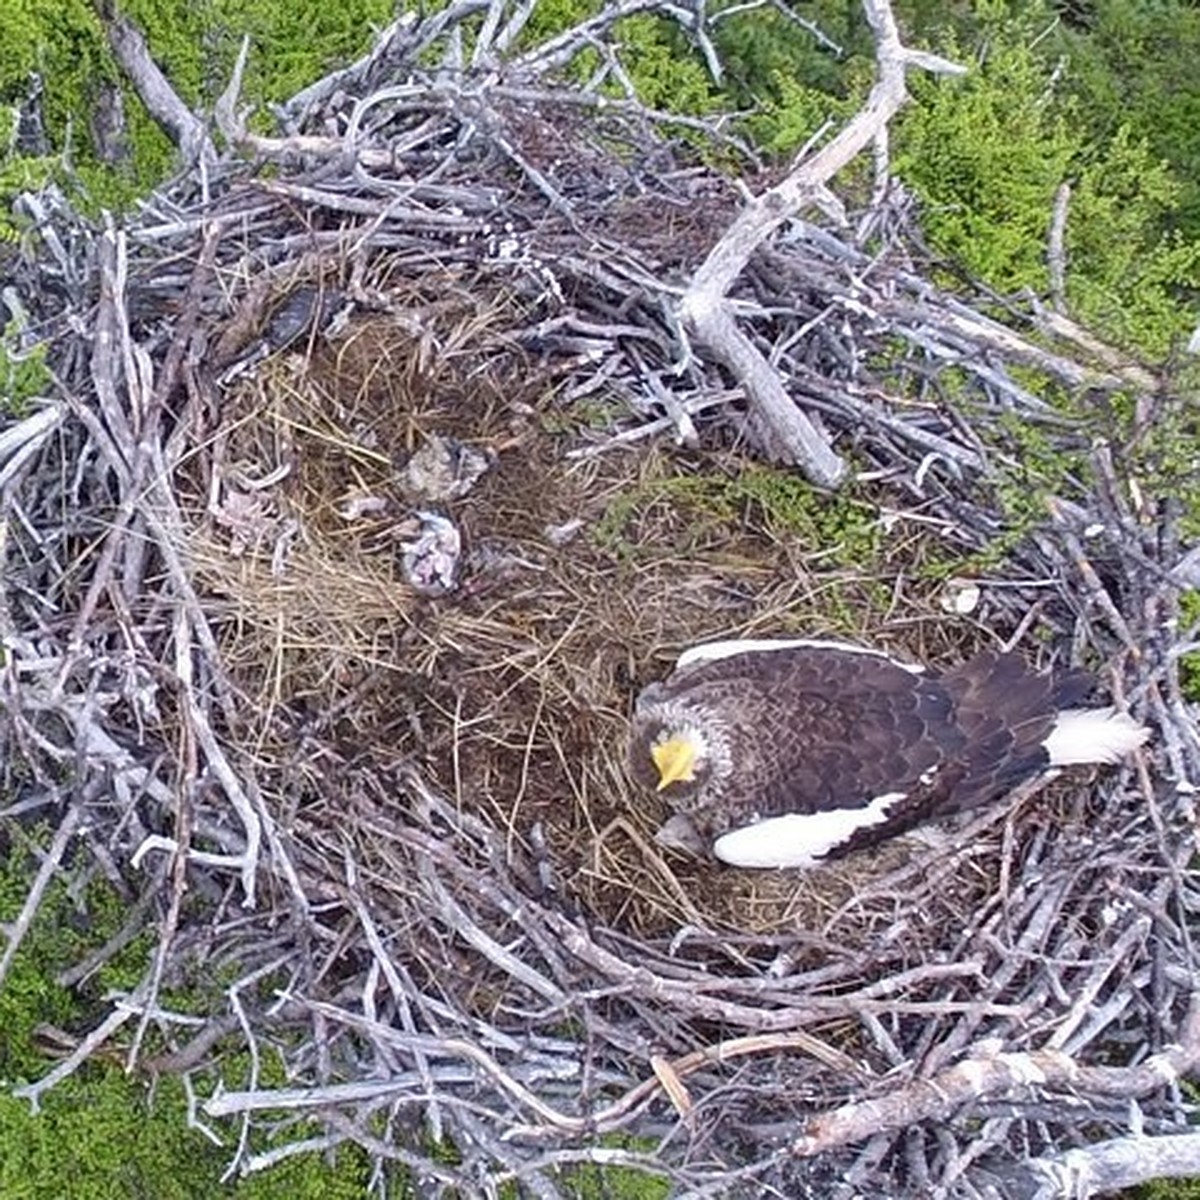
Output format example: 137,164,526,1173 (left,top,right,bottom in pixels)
3,9,1200,1197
